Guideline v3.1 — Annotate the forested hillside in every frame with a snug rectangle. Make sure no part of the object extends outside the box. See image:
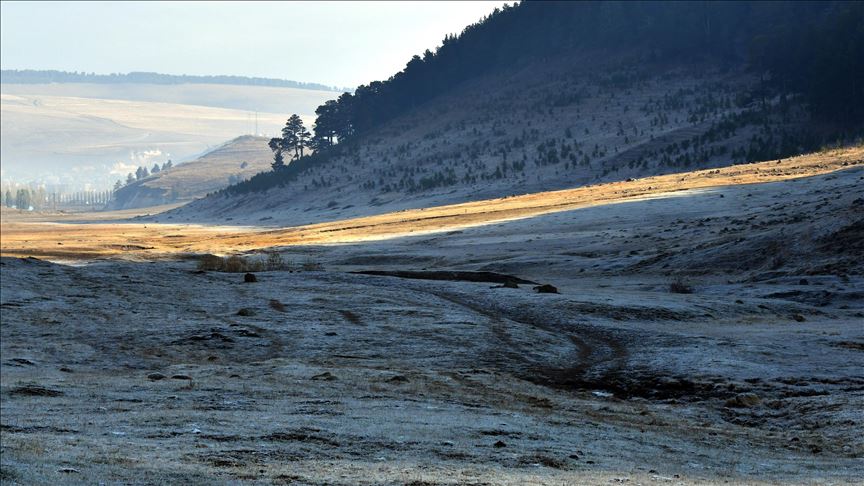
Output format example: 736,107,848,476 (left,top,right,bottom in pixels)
170,1,863,225
305,1,862,142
